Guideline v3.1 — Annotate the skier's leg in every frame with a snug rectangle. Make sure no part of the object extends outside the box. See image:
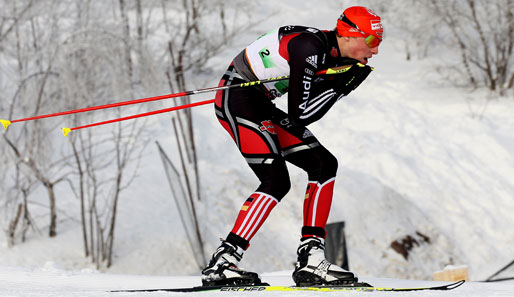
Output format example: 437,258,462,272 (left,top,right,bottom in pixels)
287,147,358,285
215,66,290,249
271,110,338,239
228,160,289,248
273,113,358,286
202,162,287,286
285,145,338,239
203,65,288,285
